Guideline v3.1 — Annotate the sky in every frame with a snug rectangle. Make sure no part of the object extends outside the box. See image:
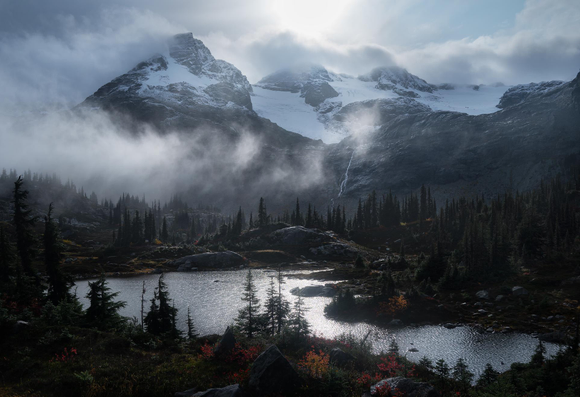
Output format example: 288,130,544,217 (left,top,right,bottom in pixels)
0,0,579,108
